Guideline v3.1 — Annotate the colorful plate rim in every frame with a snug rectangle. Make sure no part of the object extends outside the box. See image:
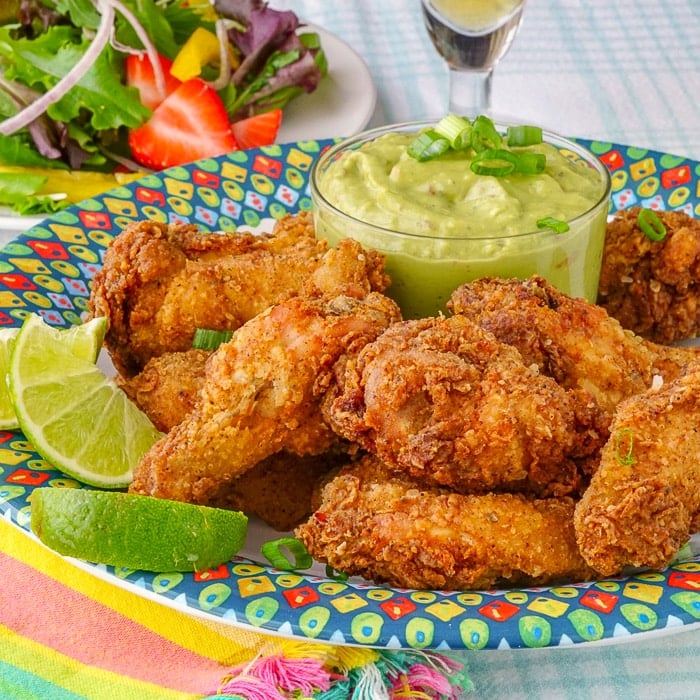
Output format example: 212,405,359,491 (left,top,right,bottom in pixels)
1,138,699,651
